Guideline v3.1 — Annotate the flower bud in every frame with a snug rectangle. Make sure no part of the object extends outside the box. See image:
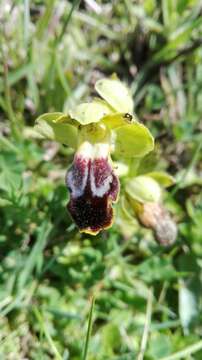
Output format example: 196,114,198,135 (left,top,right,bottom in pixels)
137,202,177,246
